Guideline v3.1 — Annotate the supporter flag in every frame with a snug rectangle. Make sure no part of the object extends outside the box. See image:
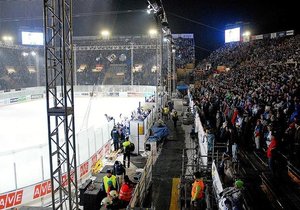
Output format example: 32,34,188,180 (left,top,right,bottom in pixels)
286,30,294,36
77,64,87,72
27,66,36,73
132,64,143,72
151,65,157,73
6,66,16,74
106,54,117,63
